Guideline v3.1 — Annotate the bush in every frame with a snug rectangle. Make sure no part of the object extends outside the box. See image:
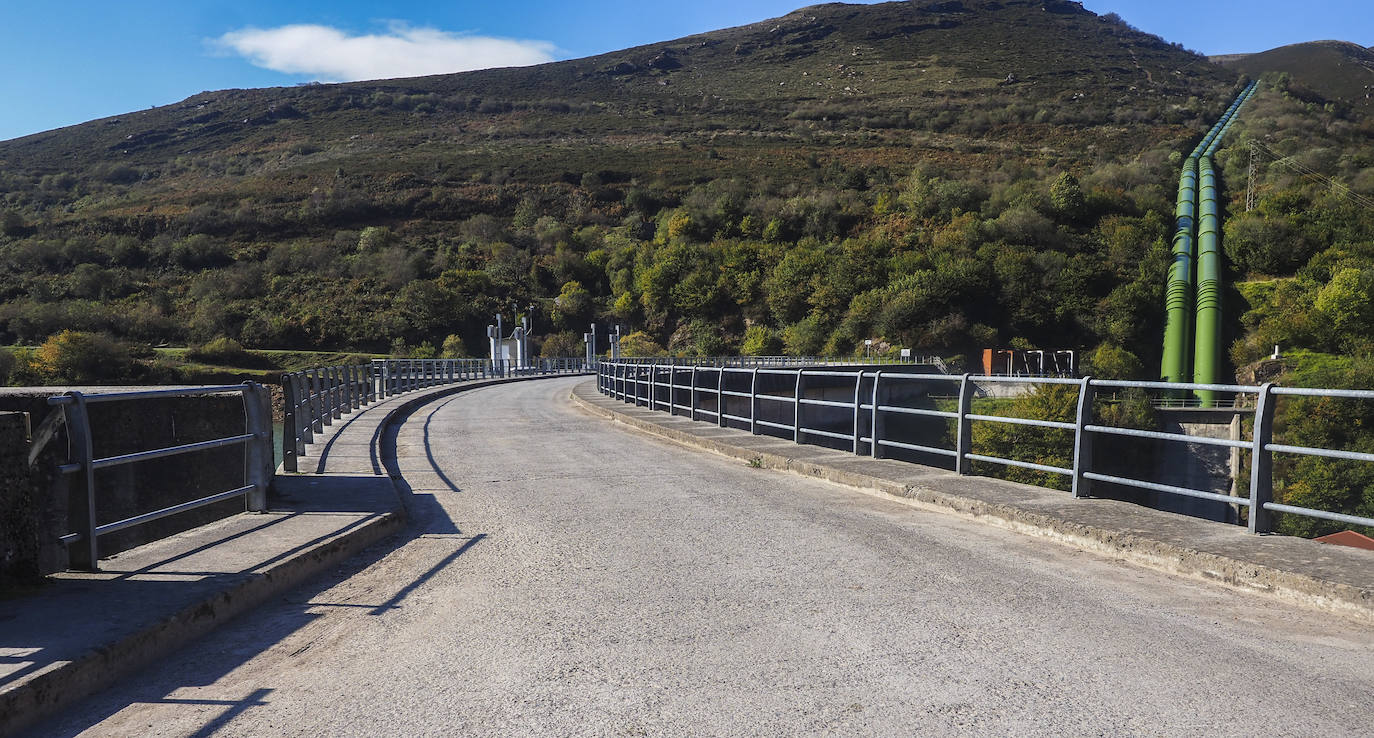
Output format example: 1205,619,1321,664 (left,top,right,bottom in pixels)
31,331,133,384
539,331,583,358
618,330,666,357
186,337,252,364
